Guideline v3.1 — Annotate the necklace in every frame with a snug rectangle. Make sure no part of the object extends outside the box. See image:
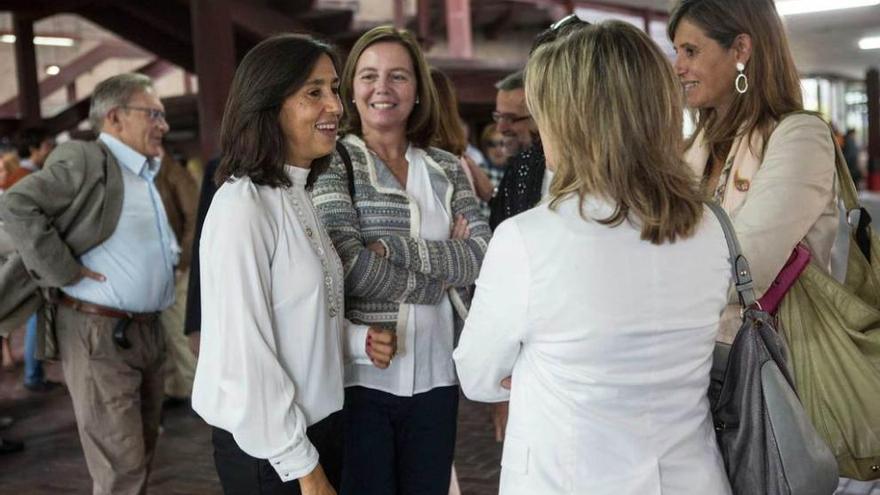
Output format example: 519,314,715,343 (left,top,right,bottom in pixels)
286,187,344,318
